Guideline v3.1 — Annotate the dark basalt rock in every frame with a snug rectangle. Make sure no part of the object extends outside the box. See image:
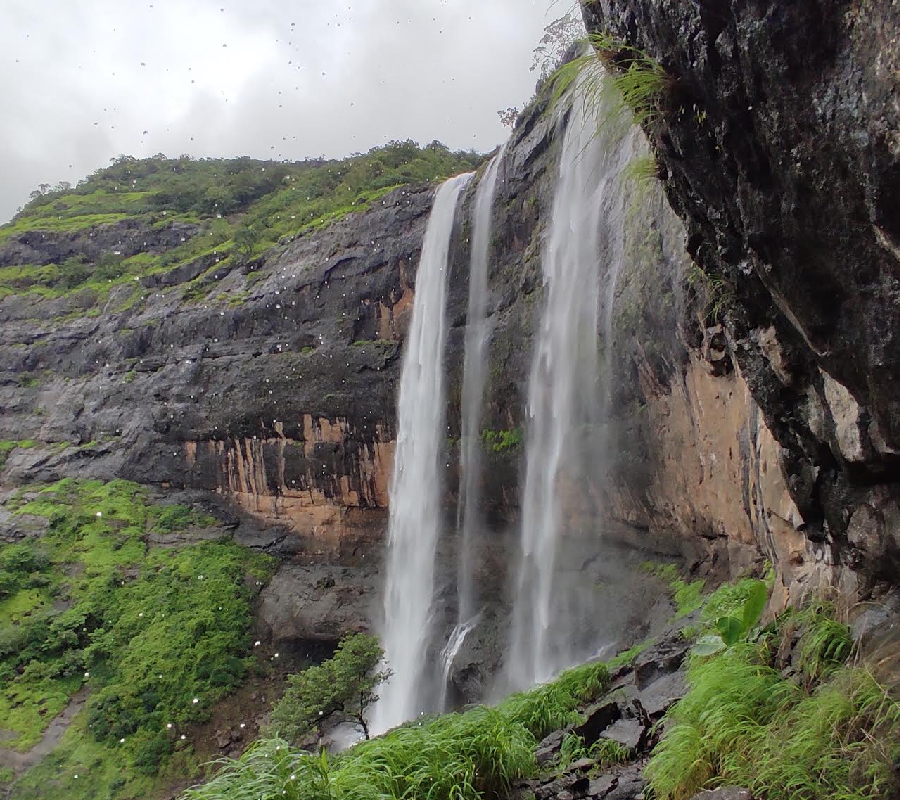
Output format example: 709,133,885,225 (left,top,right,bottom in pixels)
600,718,647,751
522,628,691,800
634,670,686,719
575,700,623,746
633,638,690,690
583,0,900,591
535,728,570,767
0,219,201,267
